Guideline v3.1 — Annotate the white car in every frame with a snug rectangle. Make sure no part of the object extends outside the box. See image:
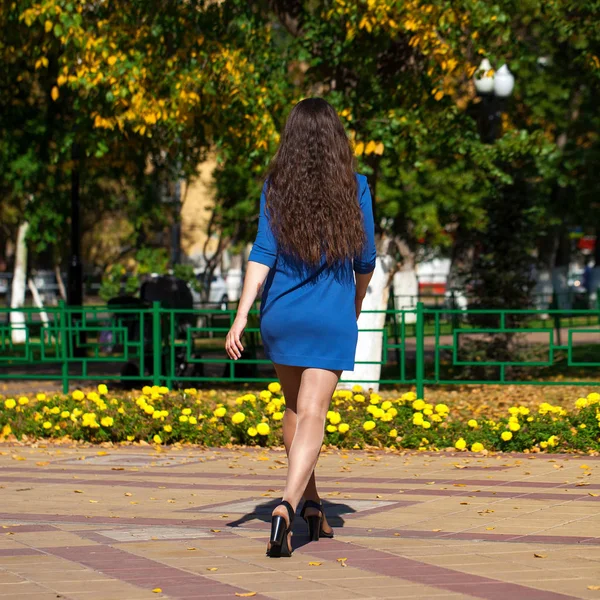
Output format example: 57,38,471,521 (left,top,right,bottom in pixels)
190,273,229,308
